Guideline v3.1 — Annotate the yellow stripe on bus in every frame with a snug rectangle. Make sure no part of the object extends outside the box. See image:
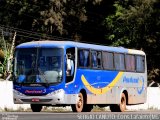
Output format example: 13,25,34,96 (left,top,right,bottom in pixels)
81,72,124,94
